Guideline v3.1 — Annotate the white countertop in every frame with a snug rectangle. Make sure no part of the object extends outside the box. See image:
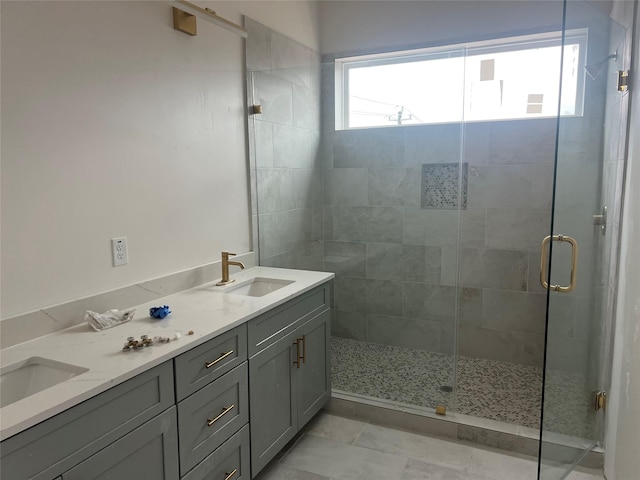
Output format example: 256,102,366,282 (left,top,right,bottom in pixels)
0,267,334,441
